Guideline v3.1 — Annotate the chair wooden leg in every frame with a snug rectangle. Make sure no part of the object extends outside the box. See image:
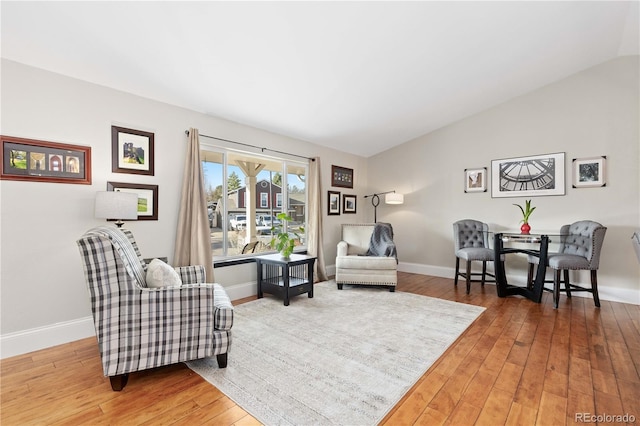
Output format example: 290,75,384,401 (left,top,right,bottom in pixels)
109,374,129,391
217,353,228,368
591,270,601,307
466,261,471,295
553,270,561,309
481,261,487,287
564,270,571,298
337,283,343,290
454,258,460,286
